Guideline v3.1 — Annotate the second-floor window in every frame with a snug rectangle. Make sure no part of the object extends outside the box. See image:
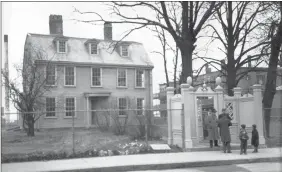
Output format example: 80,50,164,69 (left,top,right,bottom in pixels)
91,68,101,86
65,97,75,117
118,98,127,116
65,66,75,86
136,69,145,87
58,41,66,53
46,64,56,86
46,97,56,117
90,43,98,55
117,68,127,87
121,45,129,57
